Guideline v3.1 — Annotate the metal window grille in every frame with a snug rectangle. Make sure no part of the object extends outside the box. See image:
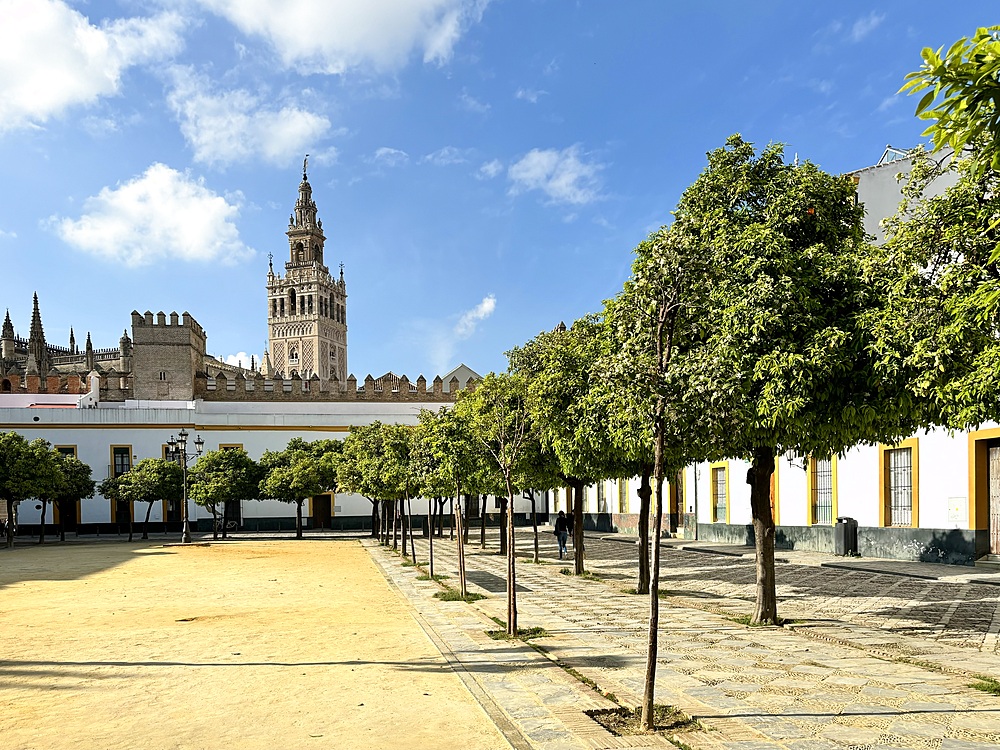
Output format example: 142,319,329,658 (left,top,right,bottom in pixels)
597,481,607,513
811,457,833,525
675,472,685,512
886,447,913,527
712,467,726,522
618,479,628,514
